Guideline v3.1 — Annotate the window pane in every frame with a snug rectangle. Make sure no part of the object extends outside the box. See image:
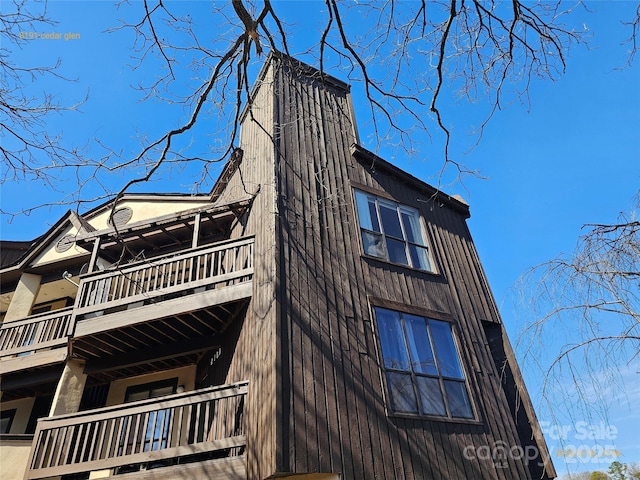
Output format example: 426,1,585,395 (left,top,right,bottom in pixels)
361,231,386,258
127,390,150,402
368,200,381,232
150,386,175,398
387,372,418,413
404,314,437,375
0,418,10,434
409,244,432,271
444,380,474,418
415,376,446,416
379,202,403,238
401,210,424,245
355,191,374,231
125,379,177,403
376,308,410,370
430,321,464,379
355,191,381,232
386,238,409,265
0,411,14,434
